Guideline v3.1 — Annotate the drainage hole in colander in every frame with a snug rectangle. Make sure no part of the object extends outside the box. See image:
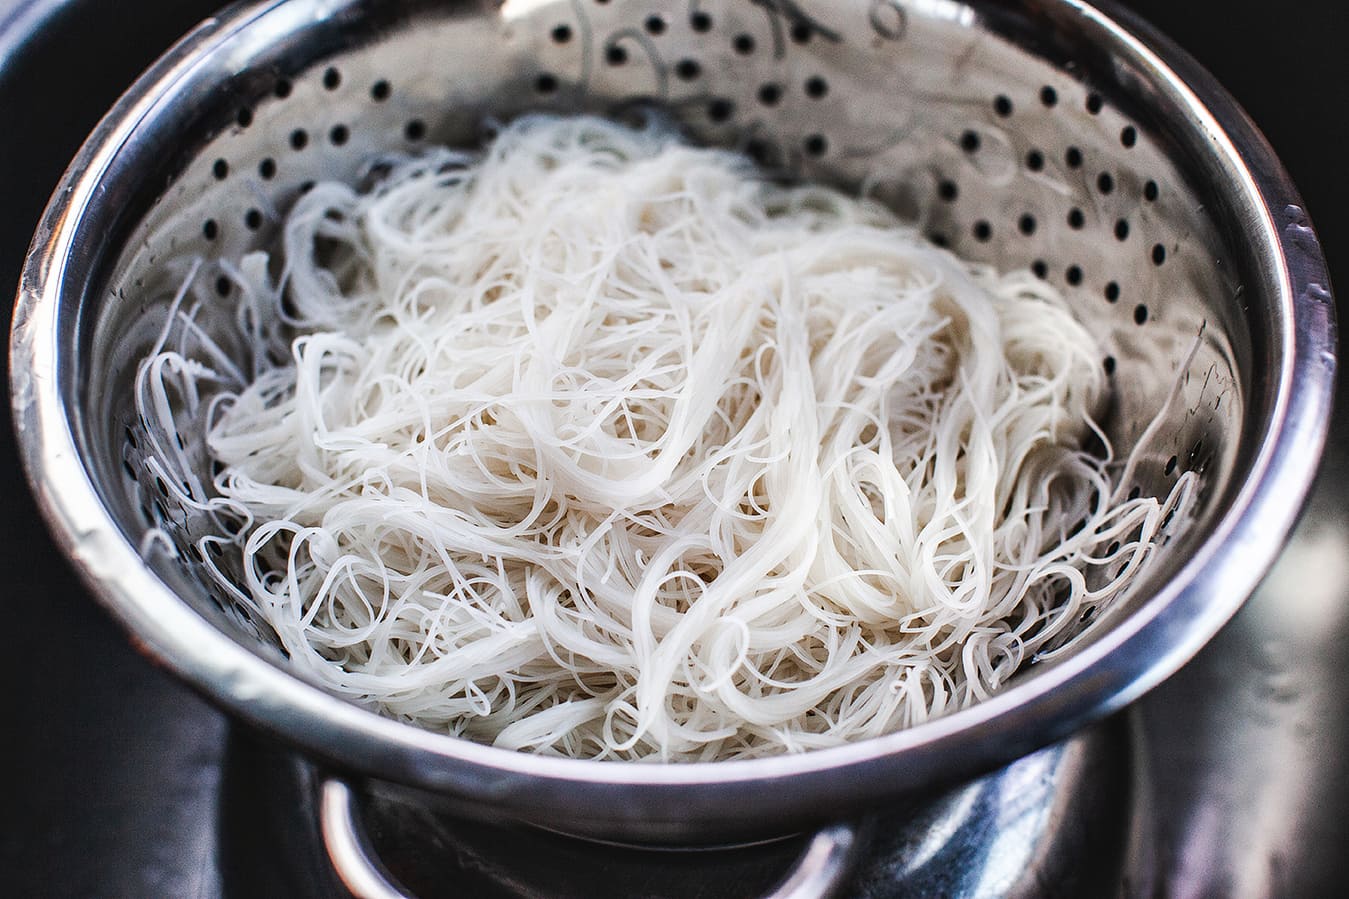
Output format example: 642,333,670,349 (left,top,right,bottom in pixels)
1097,172,1115,194
1152,243,1167,265
1068,208,1085,230
323,67,341,91
371,79,391,101
244,209,263,231
122,458,137,480
259,158,276,180
219,514,245,539
1025,149,1045,171
236,107,253,128
1086,92,1104,114
1128,485,1142,500
758,83,783,107
202,220,219,240
1134,304,1149,325
1103,355,1117,375
330,124,350,146
405,120,427,142
212,159,228,180
938,179,958,202
1144,180,1160,201
274,78,292,99
928,232,949,249
551,23,572,43
804,75,828,99
994,95,1013,117
536,73,559,94
1121,126,1138,148
690,11,712,32
1165,455,1178,476
605,43,628,65
1065,146,1083,169
803,134,828,157
1032,260,1048,279
707,98,733,122
972,220,992,242
290,129,308,151
1018,214,1036,236
960,130,981,153
1191,438,1205,460
676,59,701,81
790,21,813,44
1040,85,1058,107
746,139,780,168
215,276,231,297
1104,282,1121,303
124,426,137,450
1066,265,1083,286
733,33,754,54
645,14,666,35
1114,219,1130,241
